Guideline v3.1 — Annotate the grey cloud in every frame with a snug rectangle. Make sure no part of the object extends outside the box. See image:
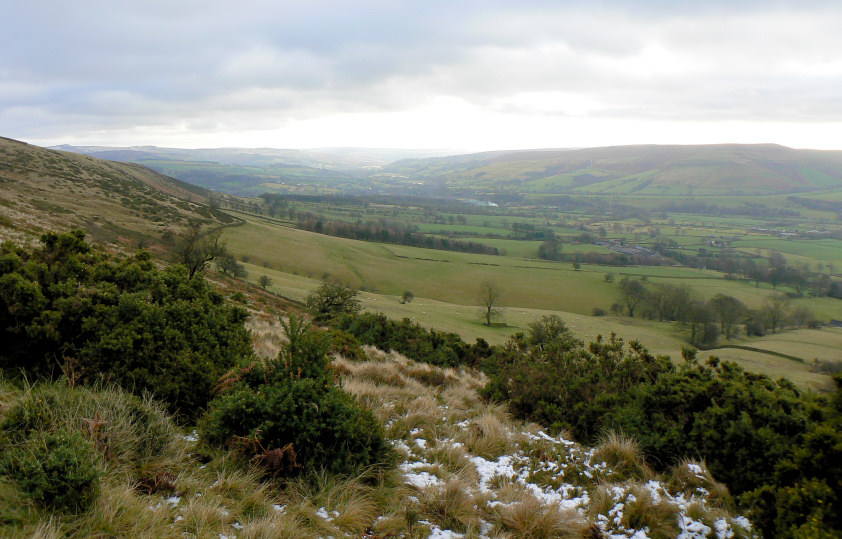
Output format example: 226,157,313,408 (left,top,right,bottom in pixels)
2,1,841,144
